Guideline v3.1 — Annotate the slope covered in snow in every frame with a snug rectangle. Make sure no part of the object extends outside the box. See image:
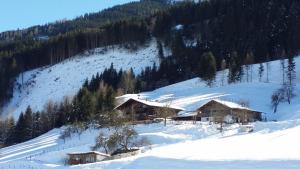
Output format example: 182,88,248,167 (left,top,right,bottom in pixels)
1,40,160,119
1,50,300,168
1,120,300,169
125,56,300,121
